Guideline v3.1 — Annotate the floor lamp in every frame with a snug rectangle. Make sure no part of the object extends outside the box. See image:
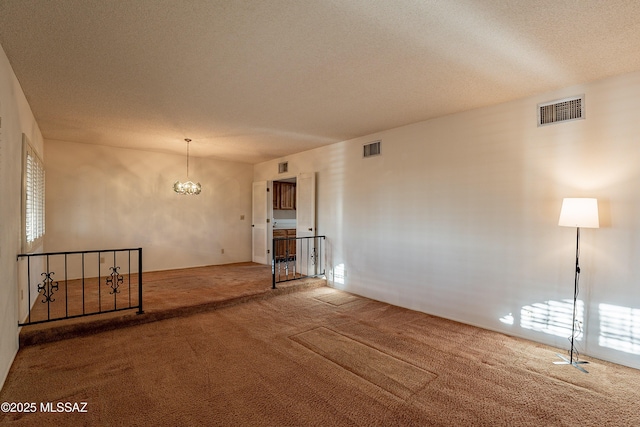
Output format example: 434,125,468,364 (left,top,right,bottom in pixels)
555,198,599,373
